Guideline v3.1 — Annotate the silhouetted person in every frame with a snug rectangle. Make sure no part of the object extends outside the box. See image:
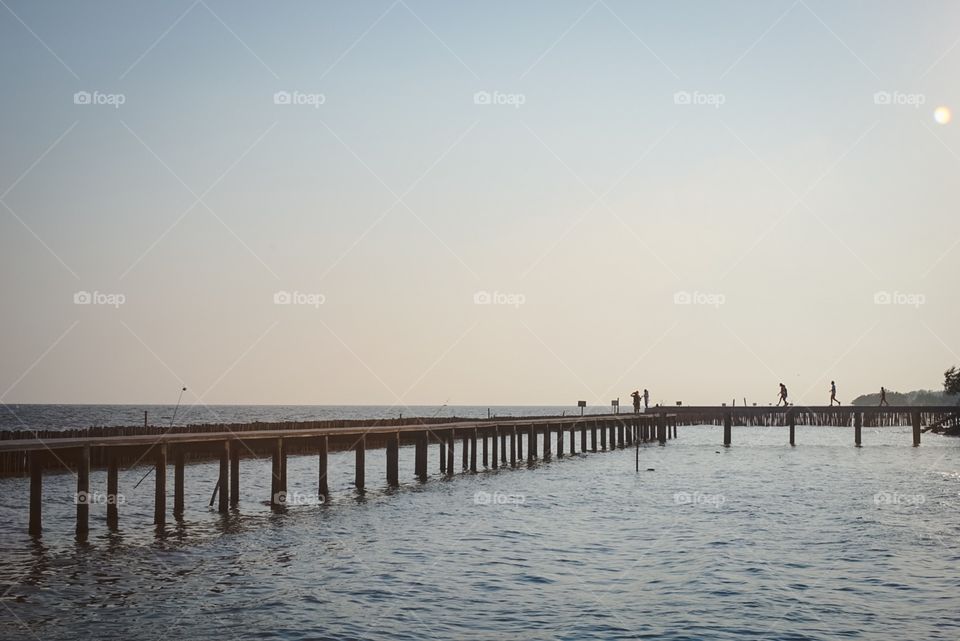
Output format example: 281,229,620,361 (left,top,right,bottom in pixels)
777,383,789,406
643,388,650,409
879,386,889,406
631,390,641,413
830,381,841,406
